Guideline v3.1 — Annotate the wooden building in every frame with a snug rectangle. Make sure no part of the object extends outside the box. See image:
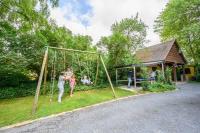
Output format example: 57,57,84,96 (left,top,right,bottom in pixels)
115,39,187,87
